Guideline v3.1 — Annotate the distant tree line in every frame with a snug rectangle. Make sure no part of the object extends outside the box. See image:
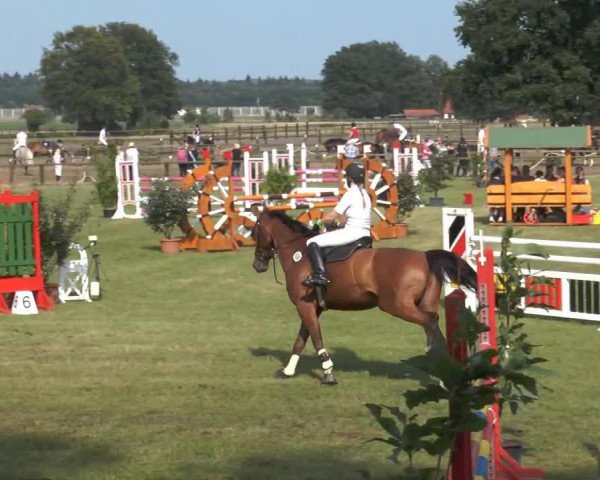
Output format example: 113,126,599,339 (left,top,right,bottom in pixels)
179,77,322,113
5,1,600,129
0,73,44,107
